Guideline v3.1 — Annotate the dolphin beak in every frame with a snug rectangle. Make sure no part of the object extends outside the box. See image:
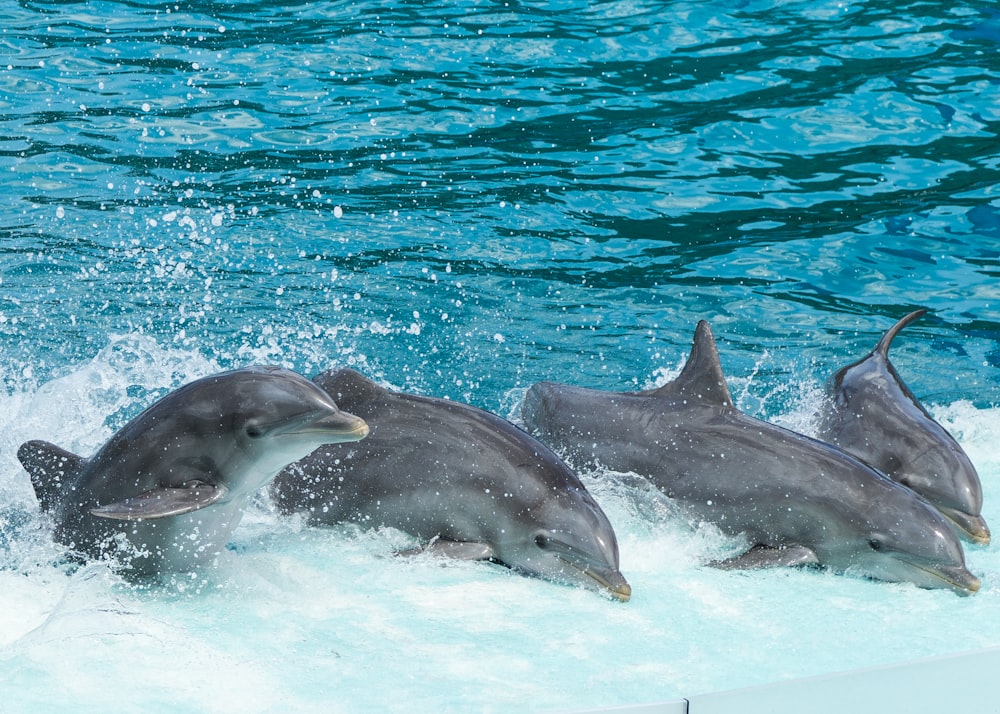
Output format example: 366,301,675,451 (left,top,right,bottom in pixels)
948,570,981,596
936,506,991,546
584,565,632,602
927,564,981,596
554,553,632,602
283,410,369,442
535,534,632,601
965,575,982,594
313,411,370,442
